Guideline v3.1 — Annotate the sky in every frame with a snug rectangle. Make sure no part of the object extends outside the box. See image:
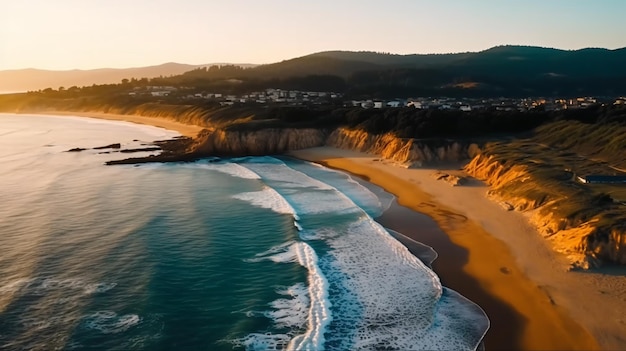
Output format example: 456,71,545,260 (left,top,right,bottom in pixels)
1,0,625,70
